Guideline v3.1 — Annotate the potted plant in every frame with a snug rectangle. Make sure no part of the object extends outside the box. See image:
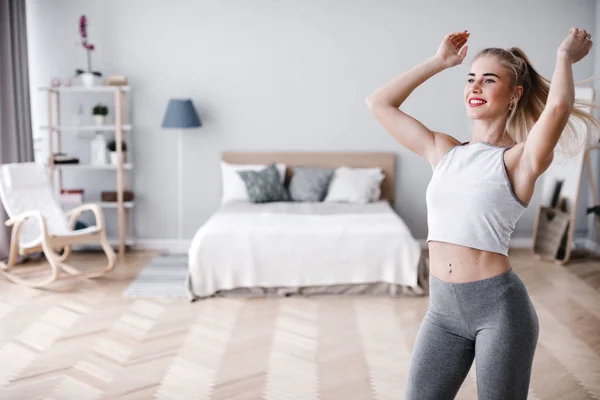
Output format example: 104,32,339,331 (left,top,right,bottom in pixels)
107,139,127,165
75,15,102,87
92,103,109,125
